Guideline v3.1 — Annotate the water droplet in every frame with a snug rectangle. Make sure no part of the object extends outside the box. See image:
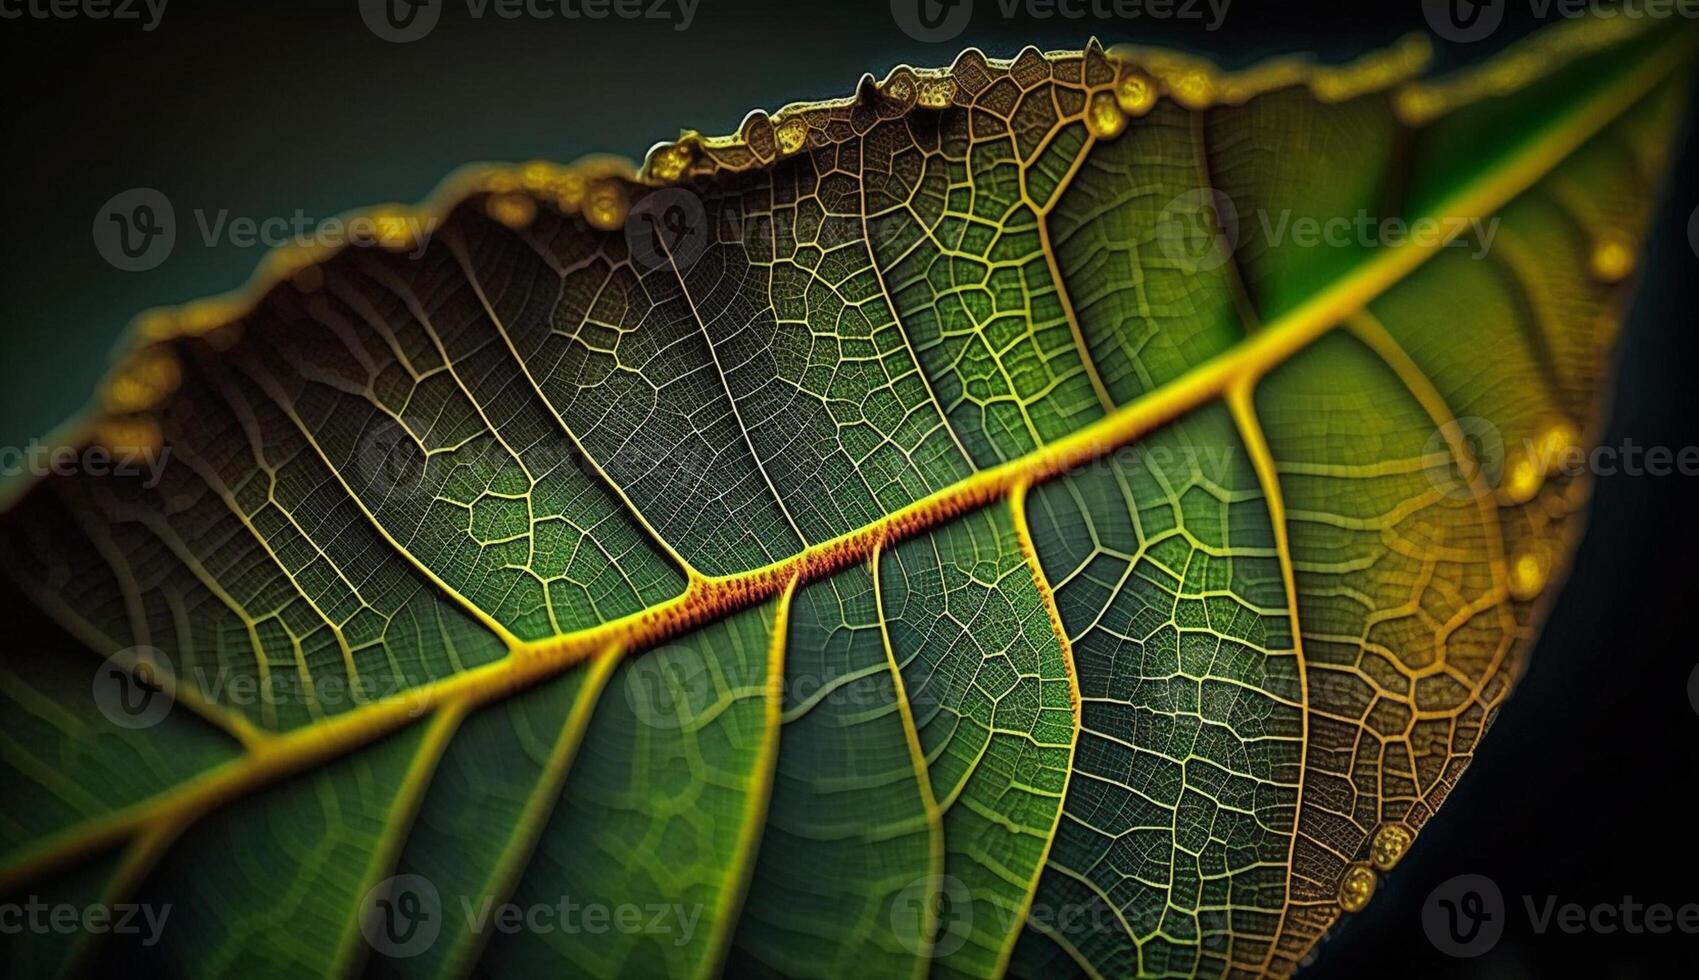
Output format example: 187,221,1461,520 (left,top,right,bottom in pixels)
1086,91,1126,139
1503,453,1543,504
1338,863,1377,912
1590,233,1634,282
1370,823,1413,872
485,193,537,230
584,184,628,231
1116,72,1158,116
1509,545,1549,601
